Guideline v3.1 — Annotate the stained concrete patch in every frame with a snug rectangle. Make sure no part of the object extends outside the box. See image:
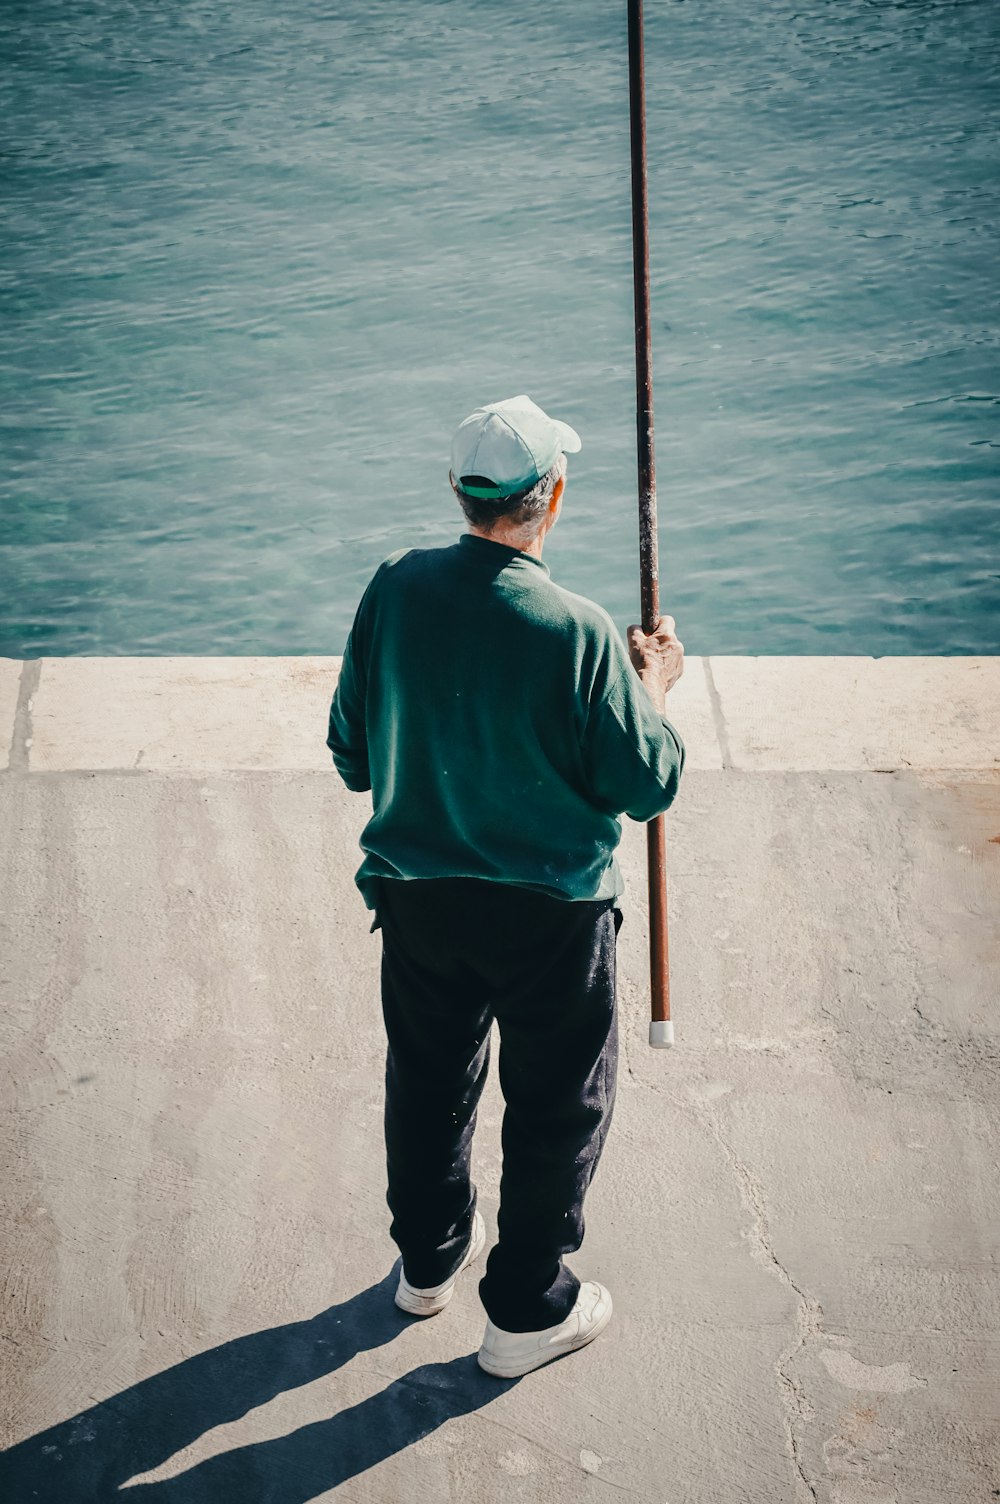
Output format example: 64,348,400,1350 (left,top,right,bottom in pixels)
819,1350,925,1394
0,658,22,769
497,1448,537,1475
709,656,1000,771
831,1480,901,1504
